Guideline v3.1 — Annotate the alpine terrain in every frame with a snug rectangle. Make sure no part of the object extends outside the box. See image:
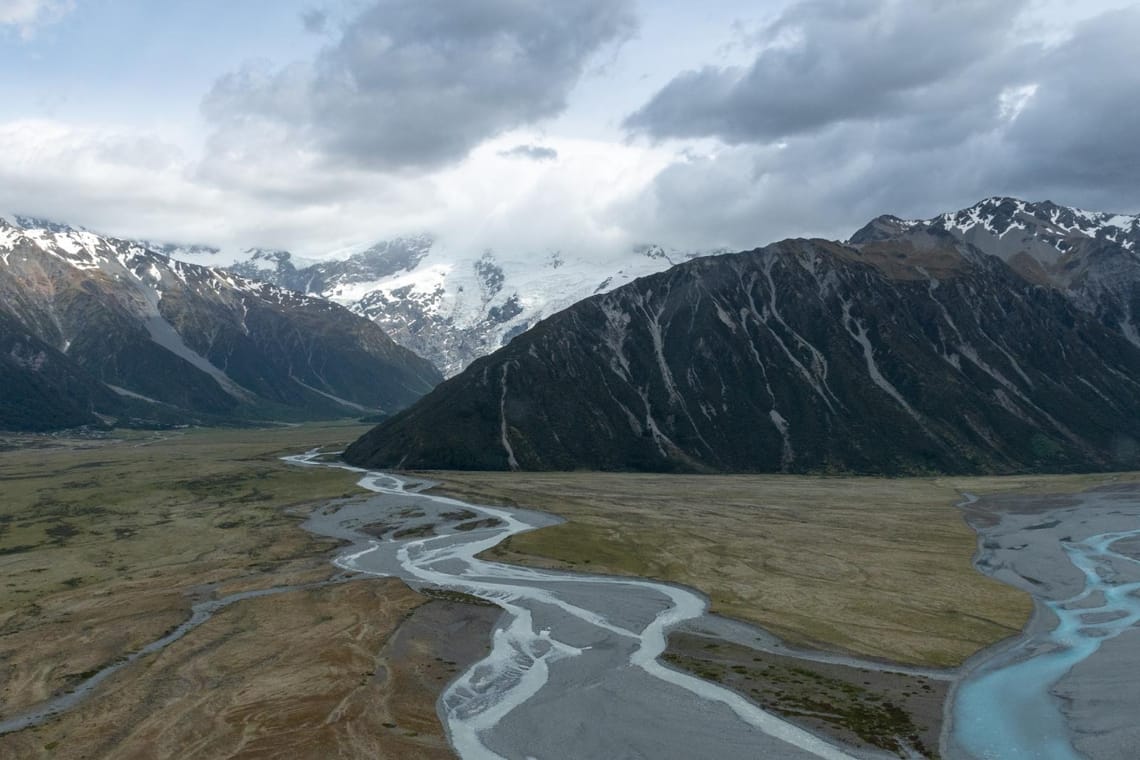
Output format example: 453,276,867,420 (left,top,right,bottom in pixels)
344,198,1140,475
0,217,441,431
171,237,715,377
